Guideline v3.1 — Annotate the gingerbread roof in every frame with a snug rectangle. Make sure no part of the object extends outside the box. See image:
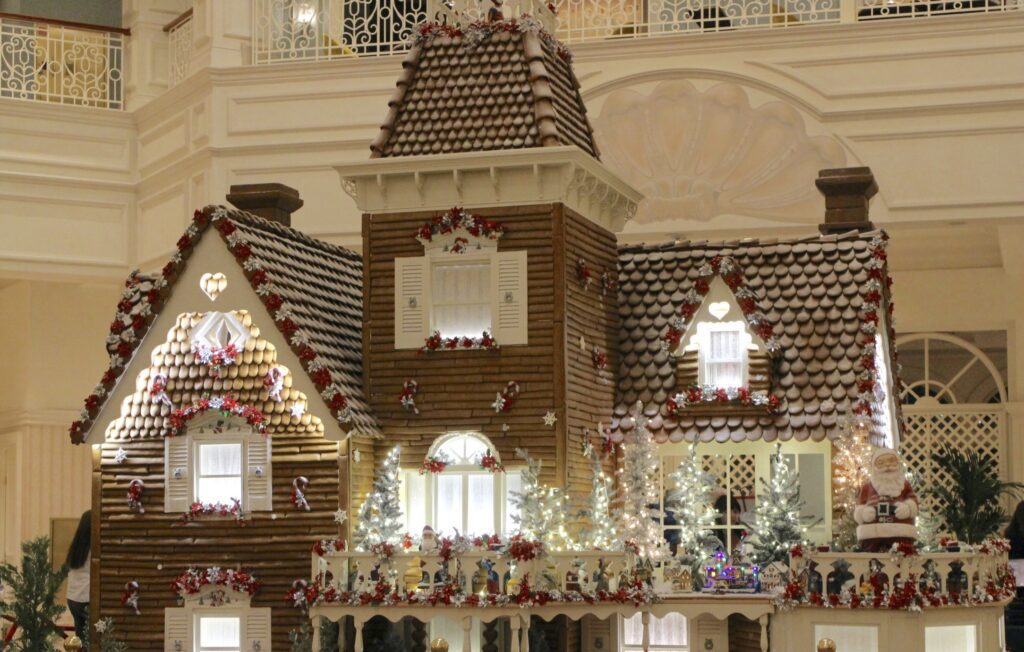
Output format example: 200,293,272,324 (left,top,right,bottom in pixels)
369,23,599,159
70,207,380,443
612,230,900,444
